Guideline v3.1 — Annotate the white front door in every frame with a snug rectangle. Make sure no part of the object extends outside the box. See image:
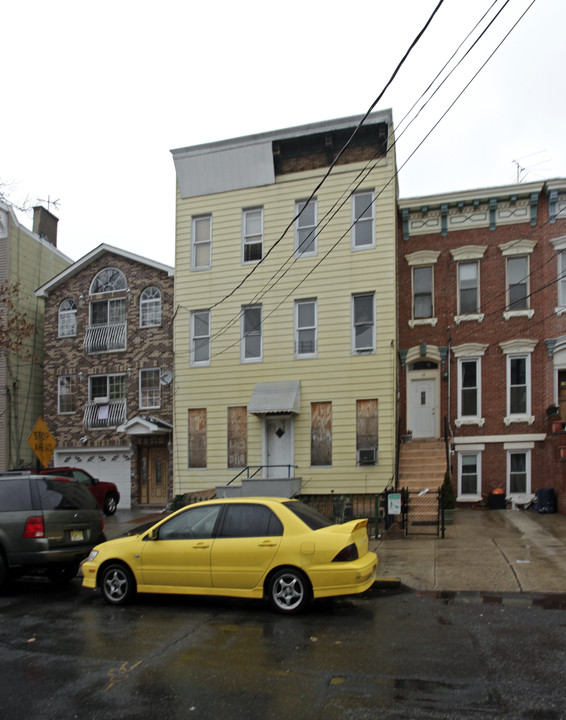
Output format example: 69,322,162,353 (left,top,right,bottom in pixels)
265,415,293,478
410,379,436,438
